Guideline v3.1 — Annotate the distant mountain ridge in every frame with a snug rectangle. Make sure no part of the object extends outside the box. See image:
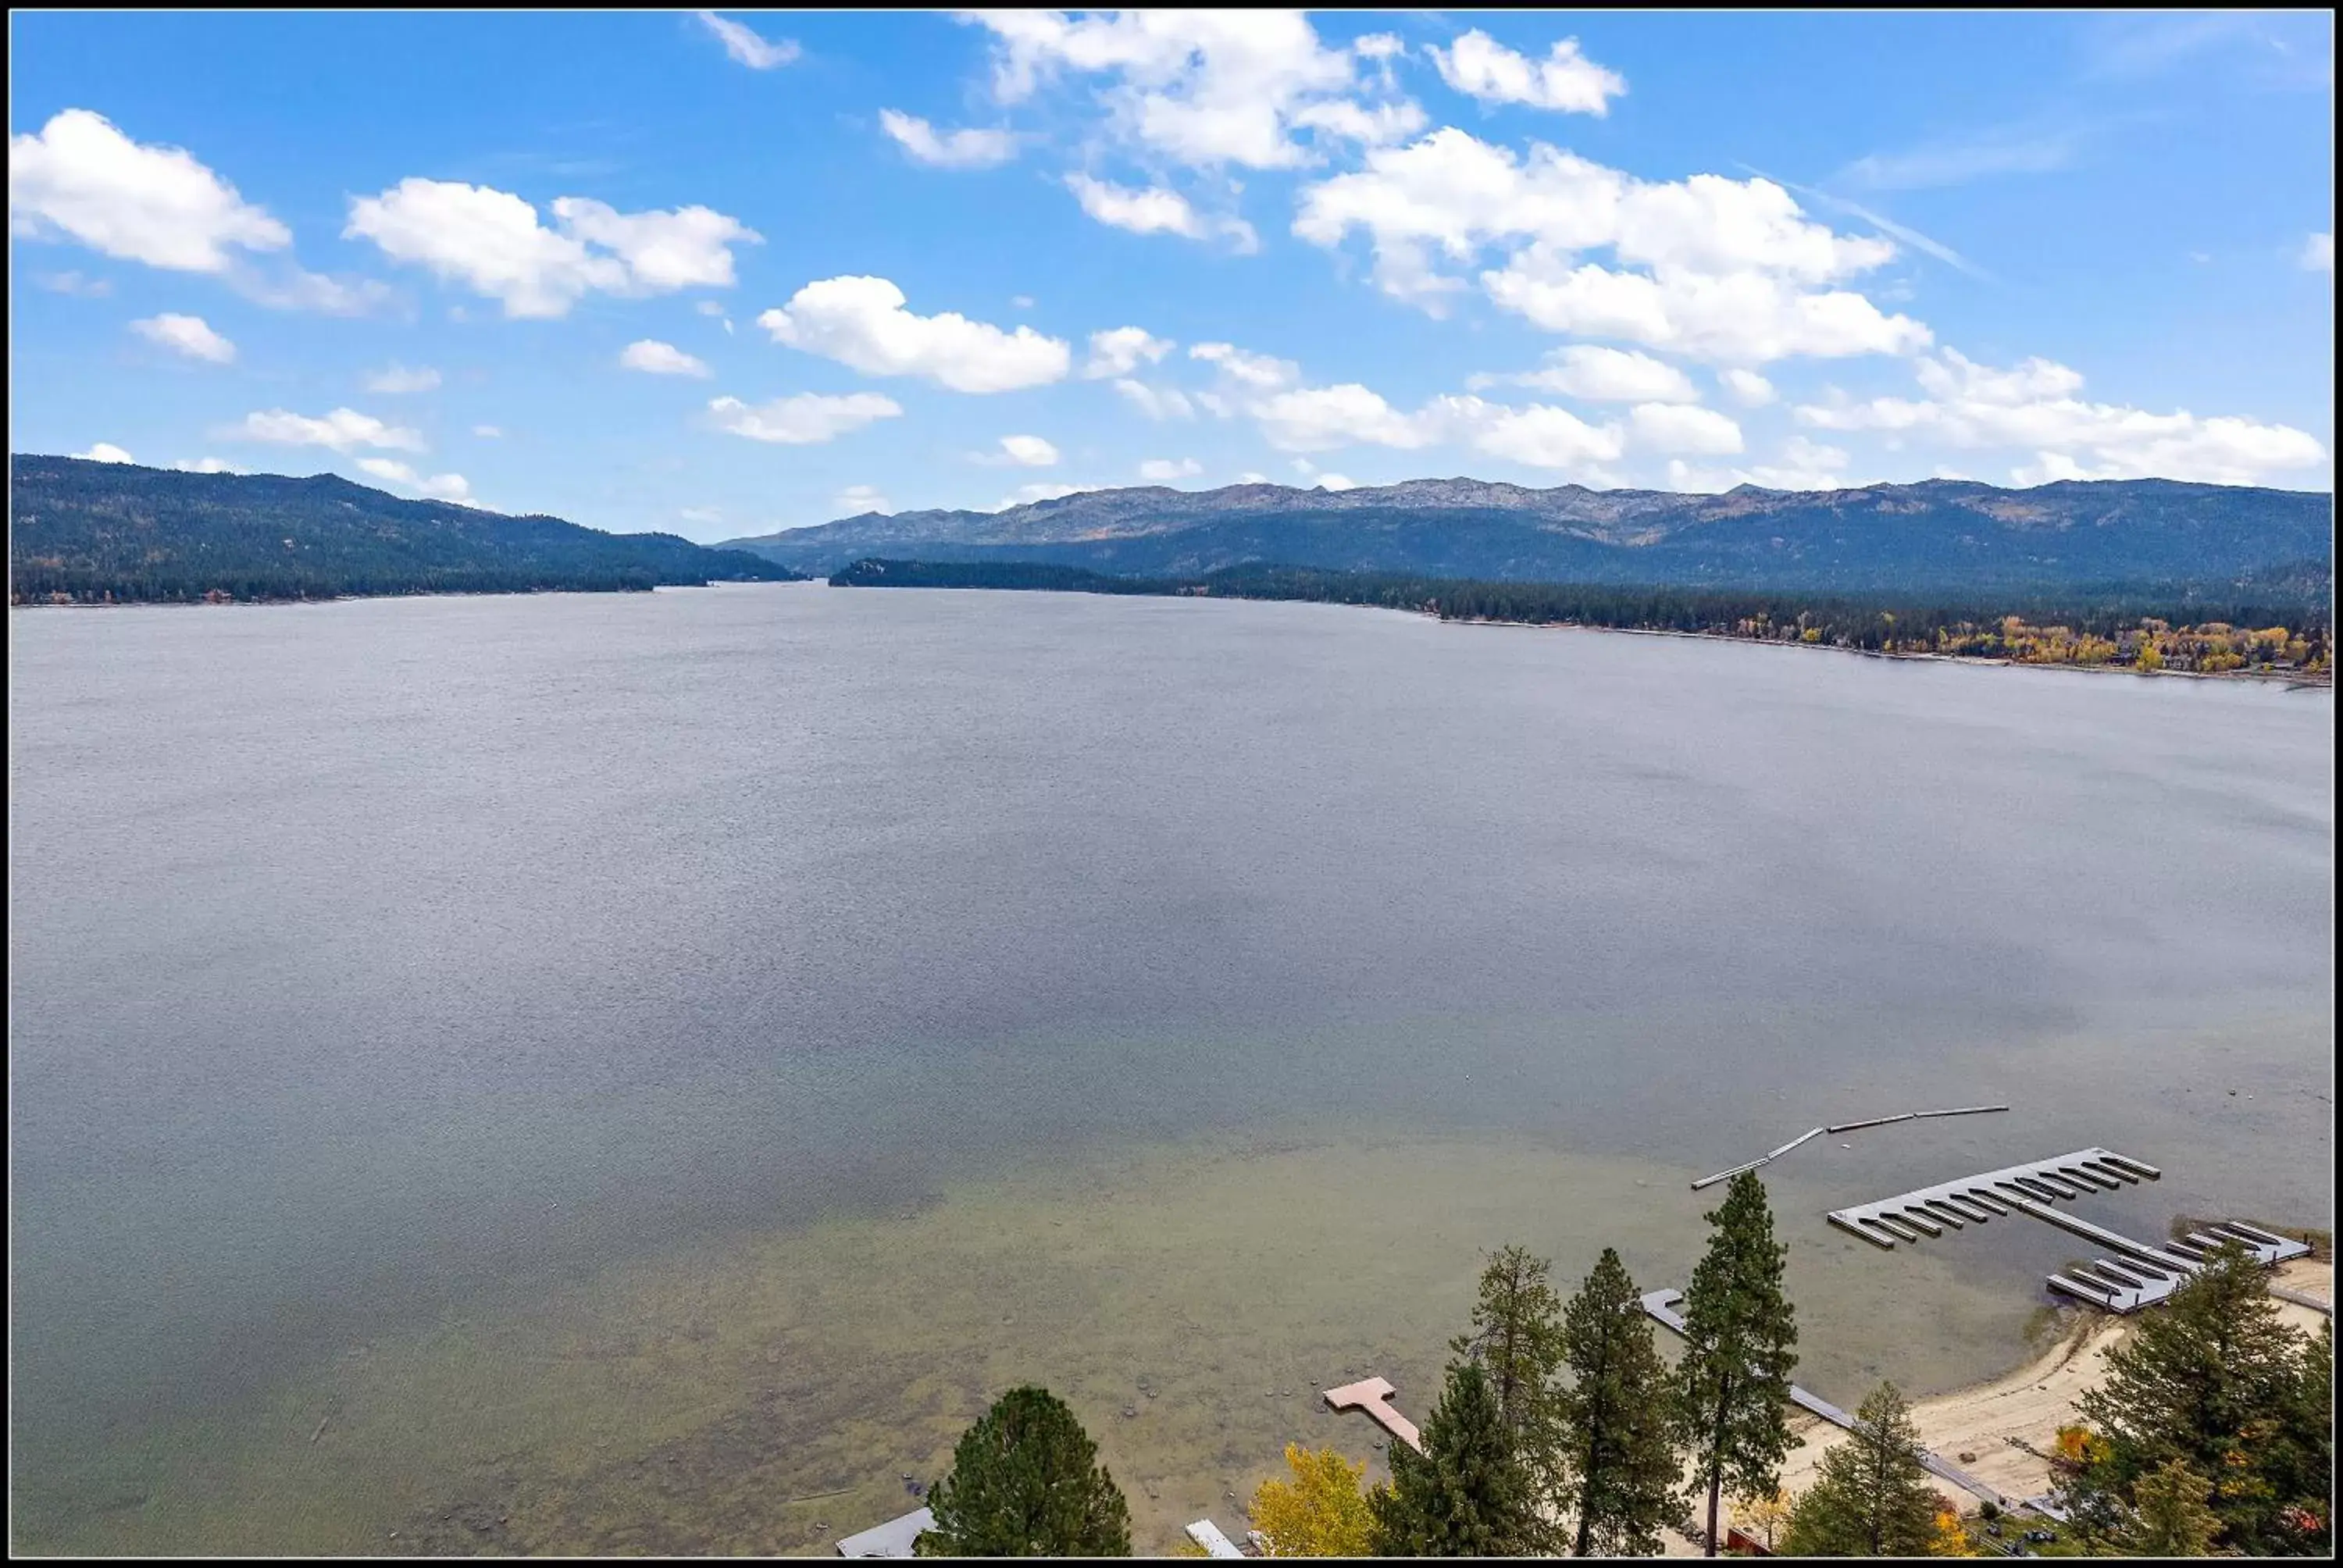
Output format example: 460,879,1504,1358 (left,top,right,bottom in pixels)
10,455,801,603
721,476,2333,594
